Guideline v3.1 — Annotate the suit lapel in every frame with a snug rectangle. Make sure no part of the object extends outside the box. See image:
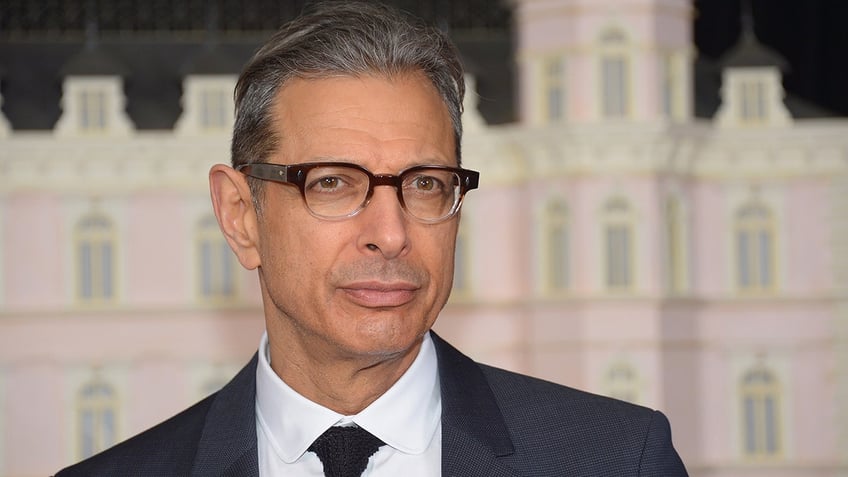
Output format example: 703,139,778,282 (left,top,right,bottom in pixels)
186,337,520,476
442,423,523,477
432,333,521,477
190,355,260,477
